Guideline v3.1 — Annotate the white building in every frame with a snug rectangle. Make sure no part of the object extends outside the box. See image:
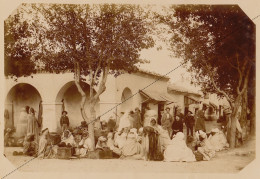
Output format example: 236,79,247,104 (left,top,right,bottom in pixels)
4,70,175,134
